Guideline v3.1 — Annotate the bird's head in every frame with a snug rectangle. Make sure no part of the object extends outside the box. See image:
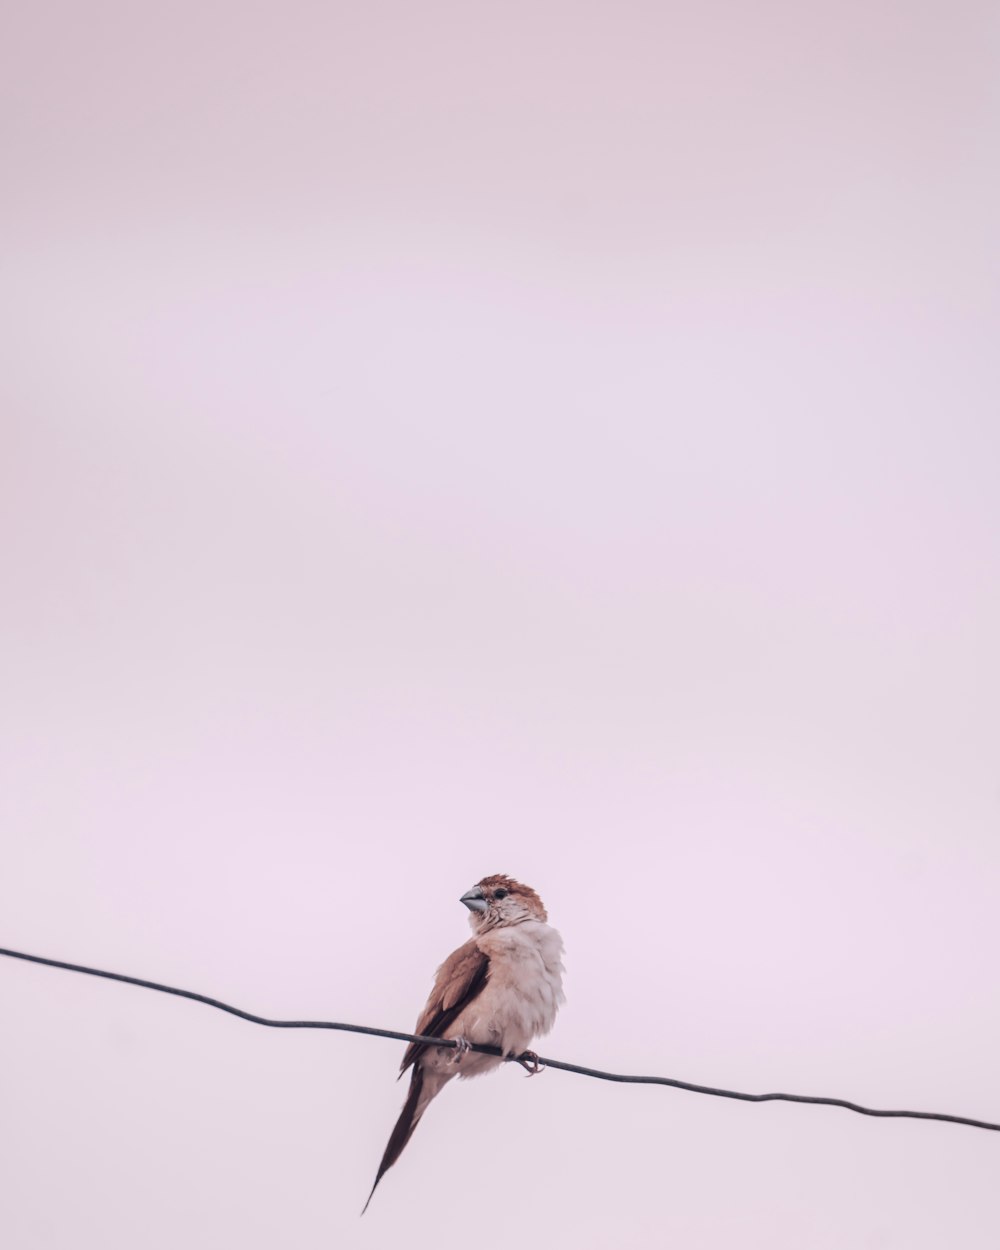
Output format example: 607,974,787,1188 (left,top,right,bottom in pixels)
460,874,547,931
